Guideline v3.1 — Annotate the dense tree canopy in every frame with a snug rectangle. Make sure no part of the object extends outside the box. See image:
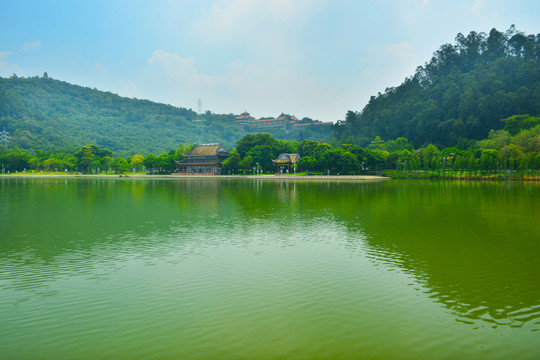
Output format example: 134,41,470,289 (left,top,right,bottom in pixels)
334,26,540,148
0,76,242,157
